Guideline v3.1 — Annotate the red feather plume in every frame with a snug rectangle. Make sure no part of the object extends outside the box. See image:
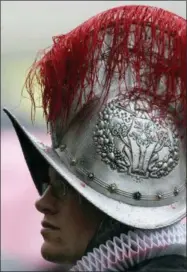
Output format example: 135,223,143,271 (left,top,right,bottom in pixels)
24,5,186,128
